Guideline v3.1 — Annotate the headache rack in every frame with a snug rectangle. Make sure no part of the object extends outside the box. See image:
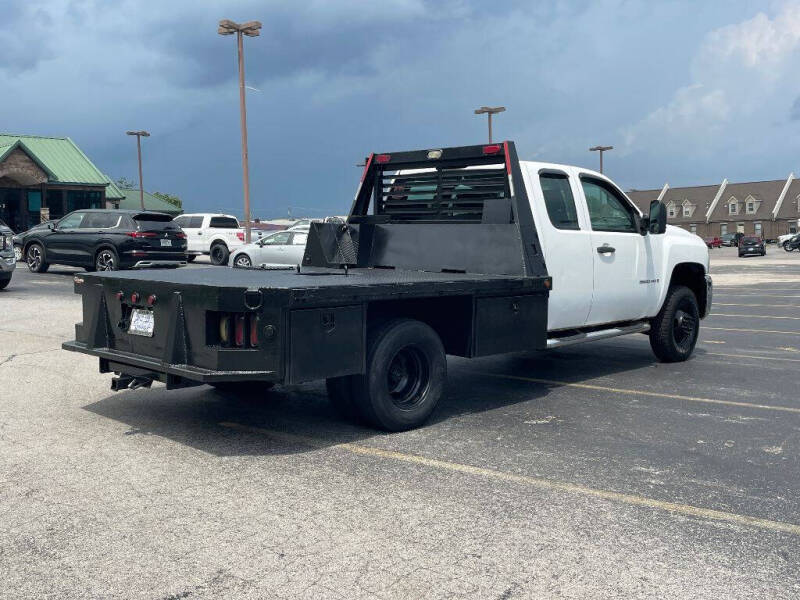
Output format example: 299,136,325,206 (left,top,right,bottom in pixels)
303,141,548,278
